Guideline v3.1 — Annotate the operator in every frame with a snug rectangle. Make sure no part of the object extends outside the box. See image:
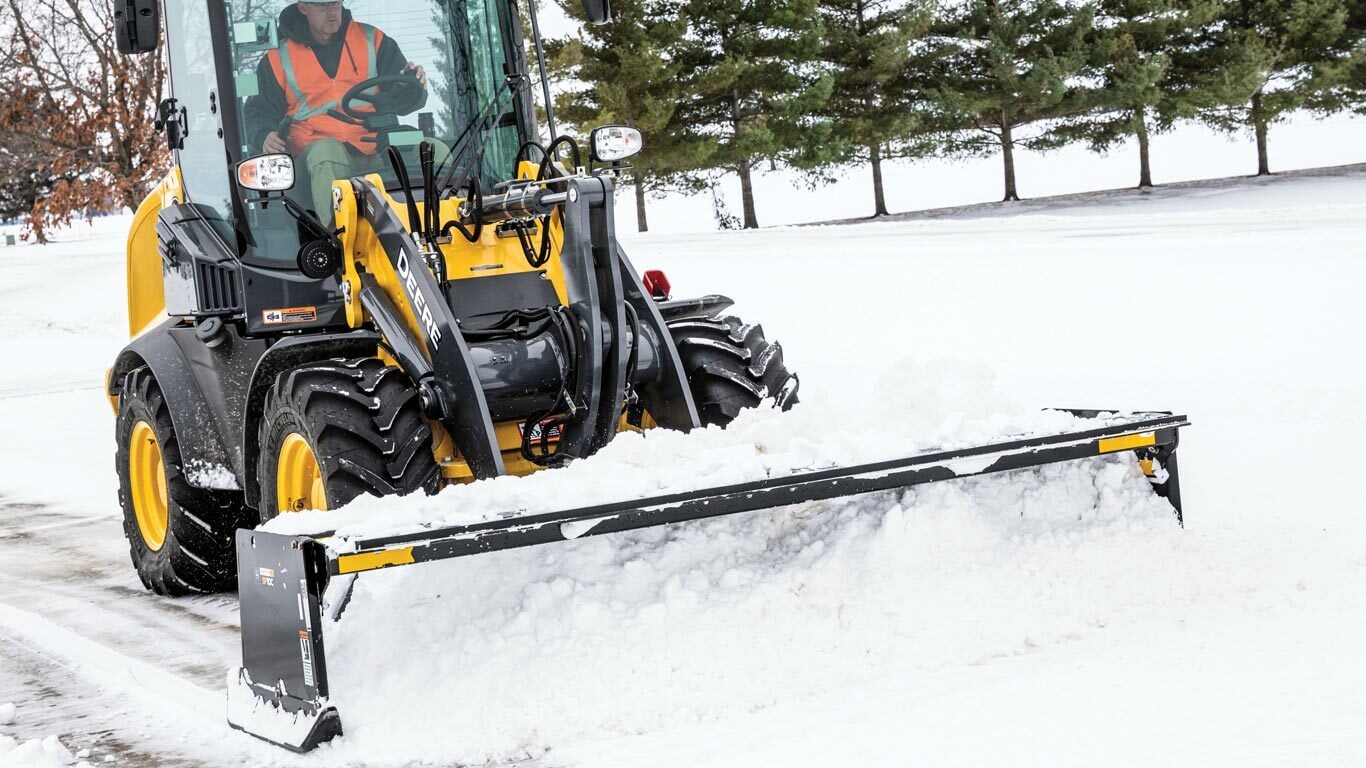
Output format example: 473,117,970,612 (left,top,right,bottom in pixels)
244,0,427,224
